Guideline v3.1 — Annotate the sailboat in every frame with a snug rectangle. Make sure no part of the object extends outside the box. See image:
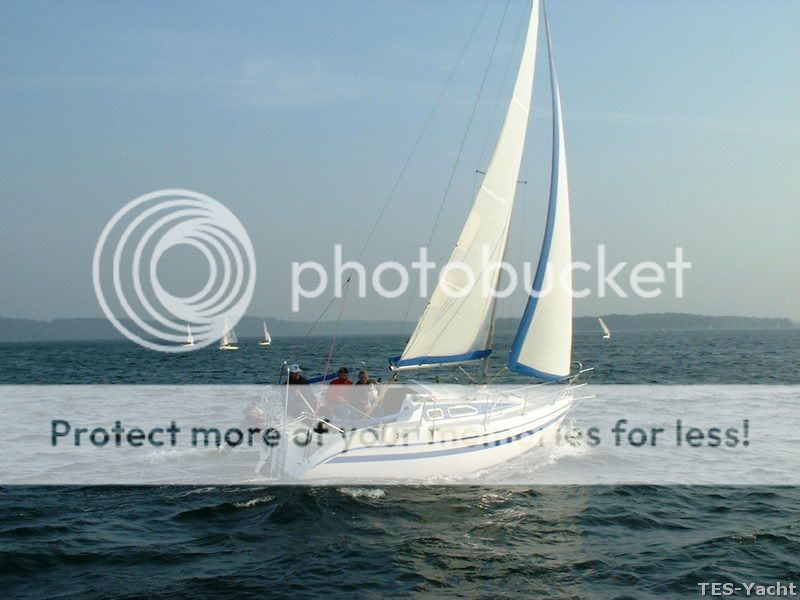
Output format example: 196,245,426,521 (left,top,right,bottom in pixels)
181,324,195,347
262,0,589,481
259,320,272,347
219,318,239,351
598,317,611,340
